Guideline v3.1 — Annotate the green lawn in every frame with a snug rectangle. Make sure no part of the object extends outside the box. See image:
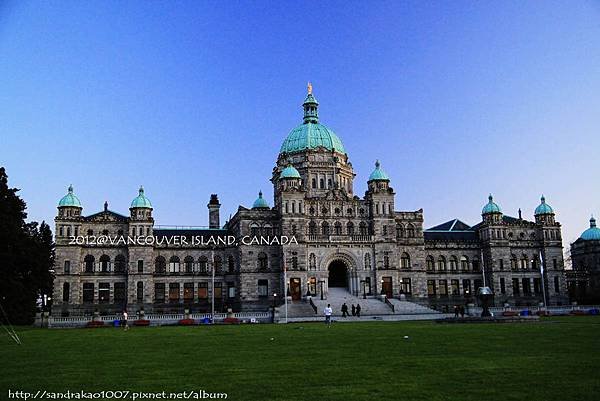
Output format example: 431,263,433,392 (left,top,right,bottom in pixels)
1,317,599,401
